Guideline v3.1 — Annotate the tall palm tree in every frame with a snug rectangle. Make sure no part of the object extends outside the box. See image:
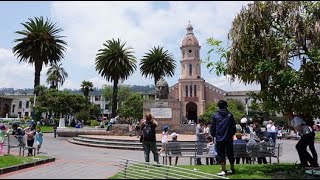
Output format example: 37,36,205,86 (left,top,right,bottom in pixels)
46,62,68,90
95,38,137,118
140,46,176,86
80,80,94,101
13,16,67,95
